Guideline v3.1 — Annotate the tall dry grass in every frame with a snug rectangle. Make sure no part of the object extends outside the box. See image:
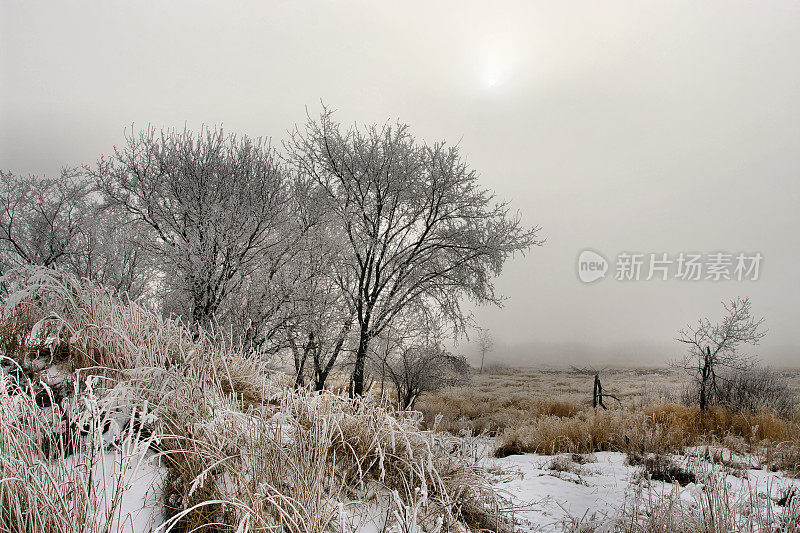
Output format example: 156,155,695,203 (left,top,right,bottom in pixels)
0,267,510,532
417,367,800,464
0,357,163,532
418,387,581,436
491,403,800,459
